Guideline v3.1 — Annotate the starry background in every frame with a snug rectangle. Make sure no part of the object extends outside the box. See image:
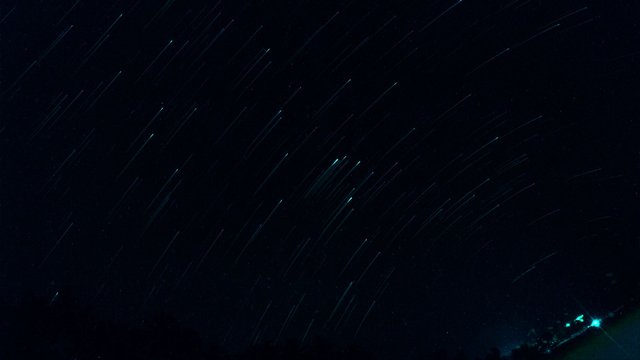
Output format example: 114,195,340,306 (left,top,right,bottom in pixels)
1,0,640,358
